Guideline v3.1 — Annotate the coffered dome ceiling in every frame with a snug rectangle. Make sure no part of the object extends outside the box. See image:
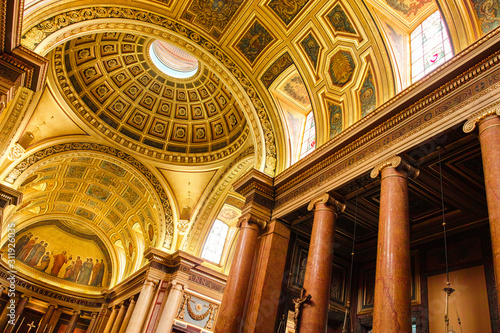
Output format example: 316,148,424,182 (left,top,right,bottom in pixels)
50,32,249,163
